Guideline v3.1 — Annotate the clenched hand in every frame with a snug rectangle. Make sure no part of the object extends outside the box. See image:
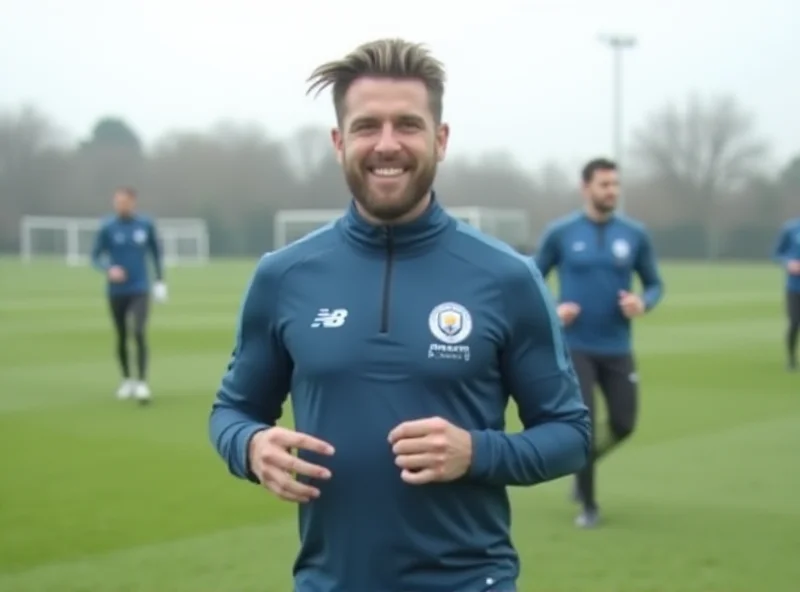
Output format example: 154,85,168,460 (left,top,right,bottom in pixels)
556,302,581,325
388,417,472,485
618,290,645,318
